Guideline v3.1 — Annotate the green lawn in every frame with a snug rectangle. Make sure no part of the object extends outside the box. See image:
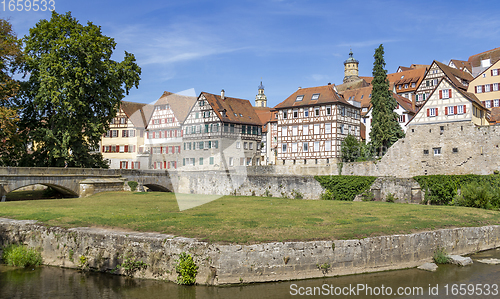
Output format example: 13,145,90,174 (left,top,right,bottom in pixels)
0,191,499,244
